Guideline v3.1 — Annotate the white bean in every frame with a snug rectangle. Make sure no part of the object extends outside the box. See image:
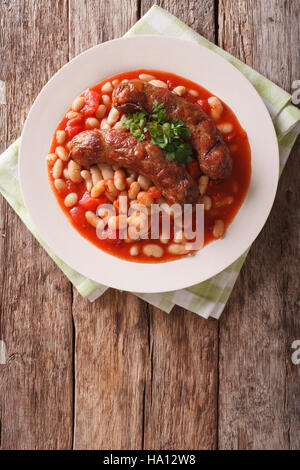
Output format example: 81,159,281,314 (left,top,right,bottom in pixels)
90,165,102,185
68,160,82,183
108,215,127,231
112,79,119,87
105,179,118,201
66,111,79,120
52,158,63,178
213,219,225,239
188,89,199,97
137,174,151,190
86,117,100,129
129,245,140,256
102,94,111,106
100,118,111,129
127,214,147,229
137,191,152,207
127,169,137,179
97,206,114,219
85,211,102,228
126,175,136,186
208,96,223,122
113,121,123,129
217,122,234,134
56,130,66,144
81,170,92,191
101,82,113,93
149,79,167,88
95,104,107,119
160,233,170,244
128,181,141,200
139,73,156,81
167,244,189,255
64,193,78,207
55,146,69,161
47,153,57,164
202,195,212,211
54,178,66,191
63,168,69,179
173,230,184,243
65,141,72,152
72,96,85,112
198,175,209,196
107,107,120,126
143,244,164,258
173,86,186,96
98,163,114,180
91,180,106,197
114,169,126,191
214,196,234,208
